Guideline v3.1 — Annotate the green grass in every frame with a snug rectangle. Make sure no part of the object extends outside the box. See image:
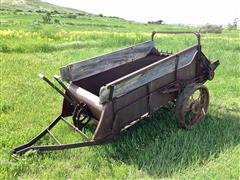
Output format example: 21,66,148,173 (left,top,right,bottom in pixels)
0,7,240,179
